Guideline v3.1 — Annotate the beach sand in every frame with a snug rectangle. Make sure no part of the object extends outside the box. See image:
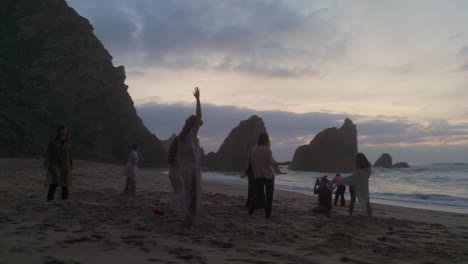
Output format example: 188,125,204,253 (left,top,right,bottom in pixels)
0,159,467,264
